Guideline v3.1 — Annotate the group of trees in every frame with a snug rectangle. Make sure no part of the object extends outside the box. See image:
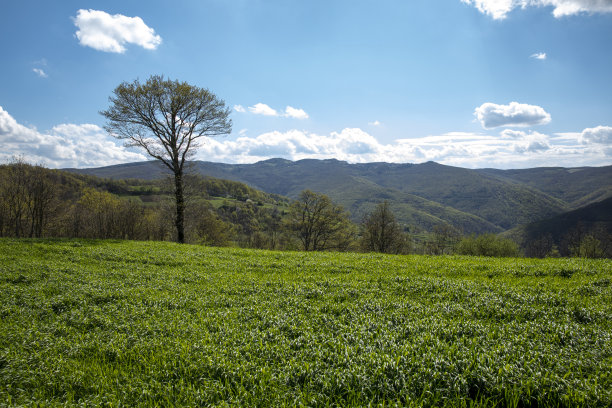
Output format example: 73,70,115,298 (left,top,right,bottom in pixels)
523,226,611,258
